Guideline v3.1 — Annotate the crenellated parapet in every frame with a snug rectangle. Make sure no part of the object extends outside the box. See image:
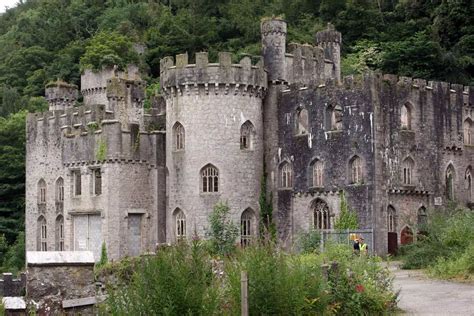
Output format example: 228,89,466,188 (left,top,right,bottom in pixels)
284,42,326,85
159,52,267,98
45,81,78,111
81,65,142,106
